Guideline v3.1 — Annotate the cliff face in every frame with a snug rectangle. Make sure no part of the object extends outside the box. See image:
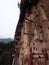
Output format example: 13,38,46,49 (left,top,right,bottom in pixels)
18,1,49,65
13,1,49,65
16,0,49,32
14,0,49,50
42,0,49,20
